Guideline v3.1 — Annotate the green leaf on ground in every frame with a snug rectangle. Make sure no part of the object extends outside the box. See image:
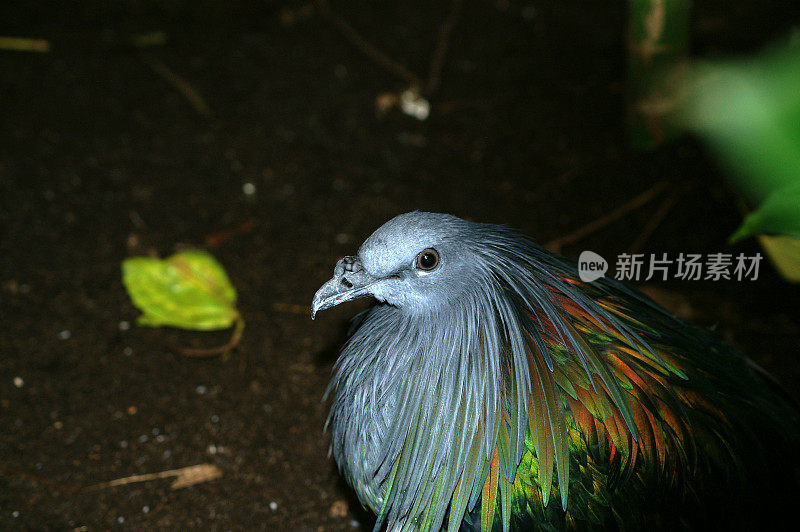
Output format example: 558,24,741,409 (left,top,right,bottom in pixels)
122,250,239,330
